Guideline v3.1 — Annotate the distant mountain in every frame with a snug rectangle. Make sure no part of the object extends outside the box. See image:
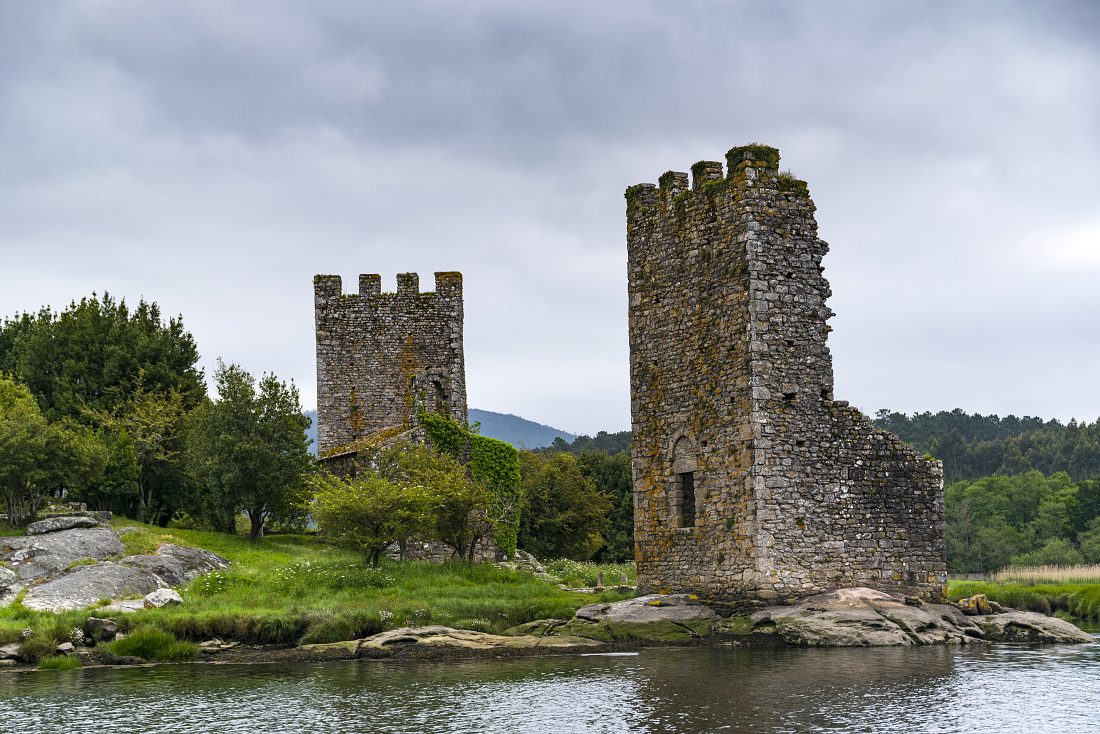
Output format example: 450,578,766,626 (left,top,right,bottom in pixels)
469,409,576,449
302,408,575,454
